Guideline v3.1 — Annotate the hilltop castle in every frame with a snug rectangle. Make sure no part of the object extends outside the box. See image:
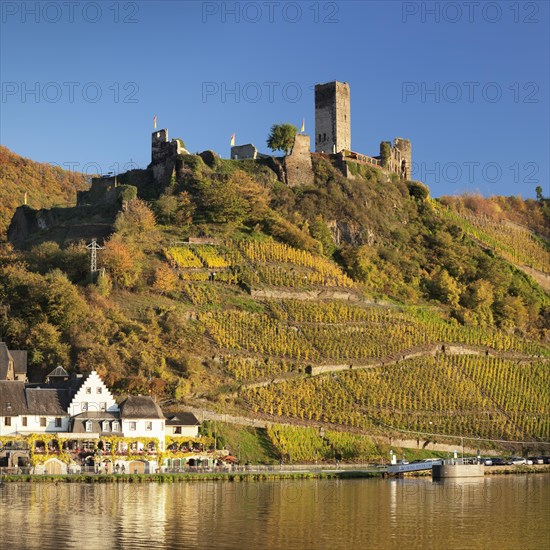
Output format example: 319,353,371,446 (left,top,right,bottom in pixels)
230,80,412,183
8,80,412,244
83,80,412,201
